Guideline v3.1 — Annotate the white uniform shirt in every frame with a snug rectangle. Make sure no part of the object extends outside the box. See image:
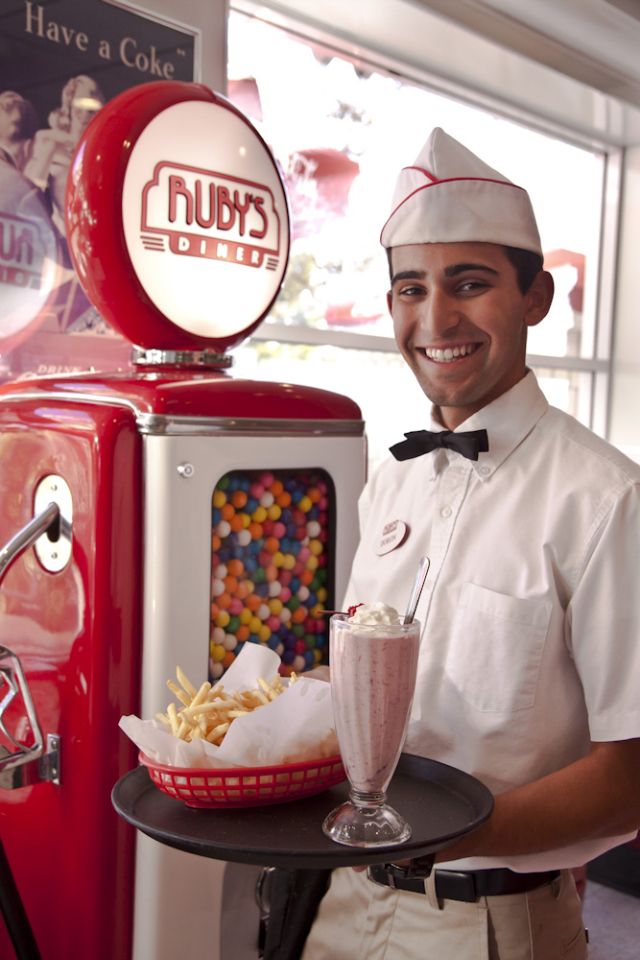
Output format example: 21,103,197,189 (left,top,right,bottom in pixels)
344,371,640,872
